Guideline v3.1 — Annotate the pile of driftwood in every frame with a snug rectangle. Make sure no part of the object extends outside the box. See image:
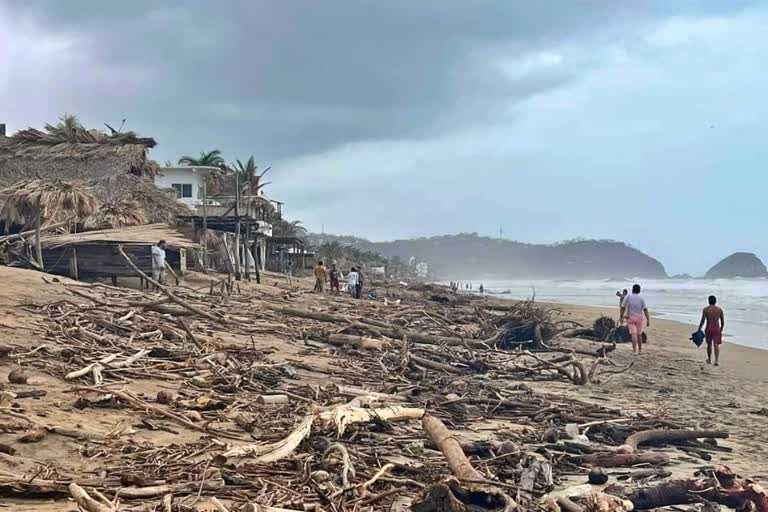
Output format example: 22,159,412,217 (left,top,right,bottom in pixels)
564,316,648,344
0,276,752,511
